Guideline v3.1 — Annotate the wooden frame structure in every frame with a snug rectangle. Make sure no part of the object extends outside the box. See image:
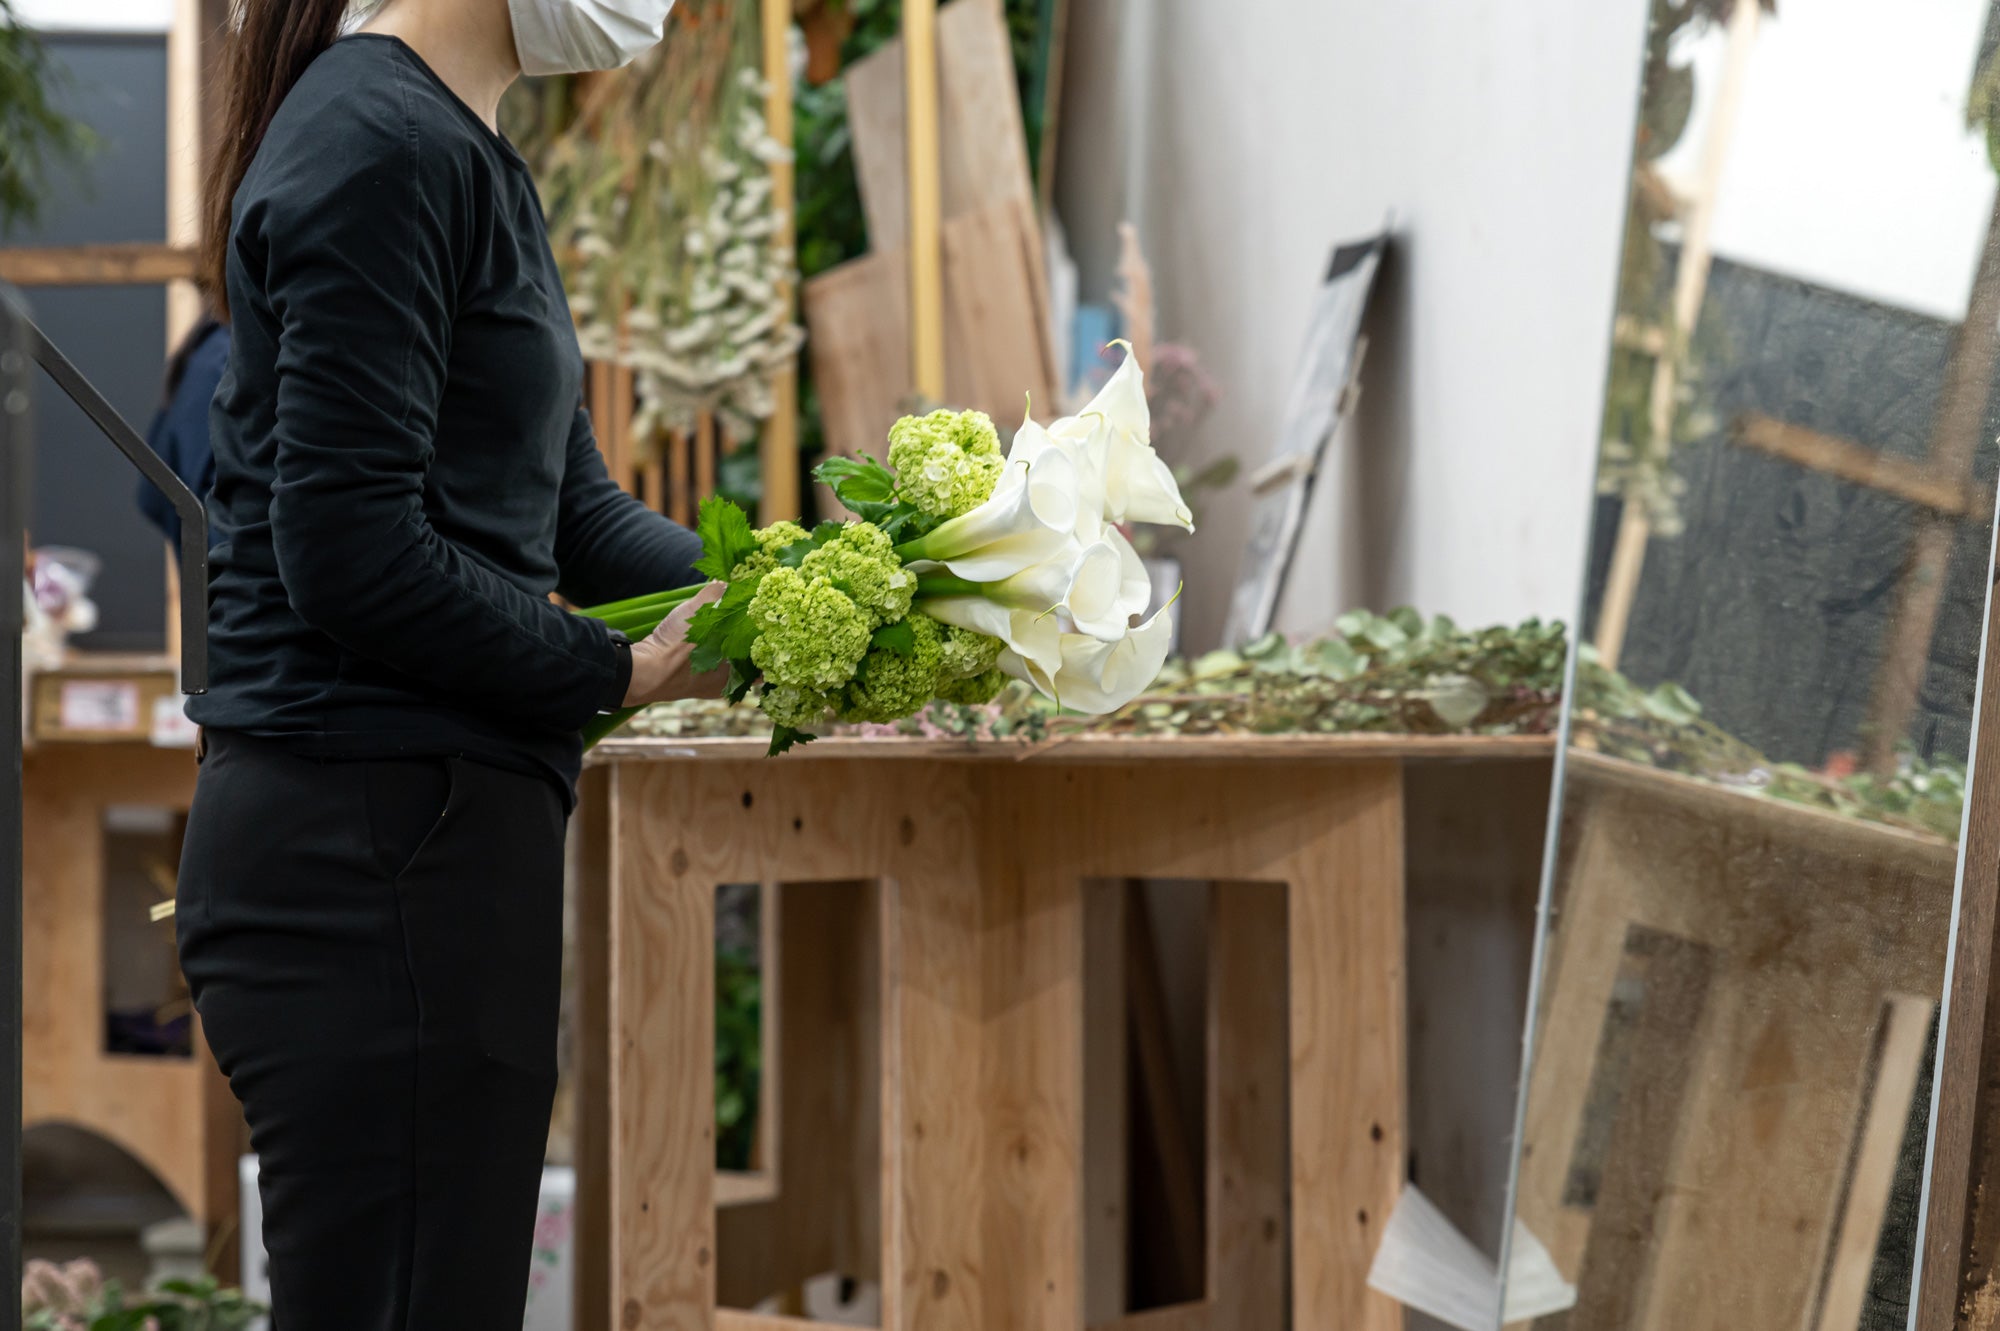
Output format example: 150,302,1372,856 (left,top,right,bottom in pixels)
571,732,1555,1331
